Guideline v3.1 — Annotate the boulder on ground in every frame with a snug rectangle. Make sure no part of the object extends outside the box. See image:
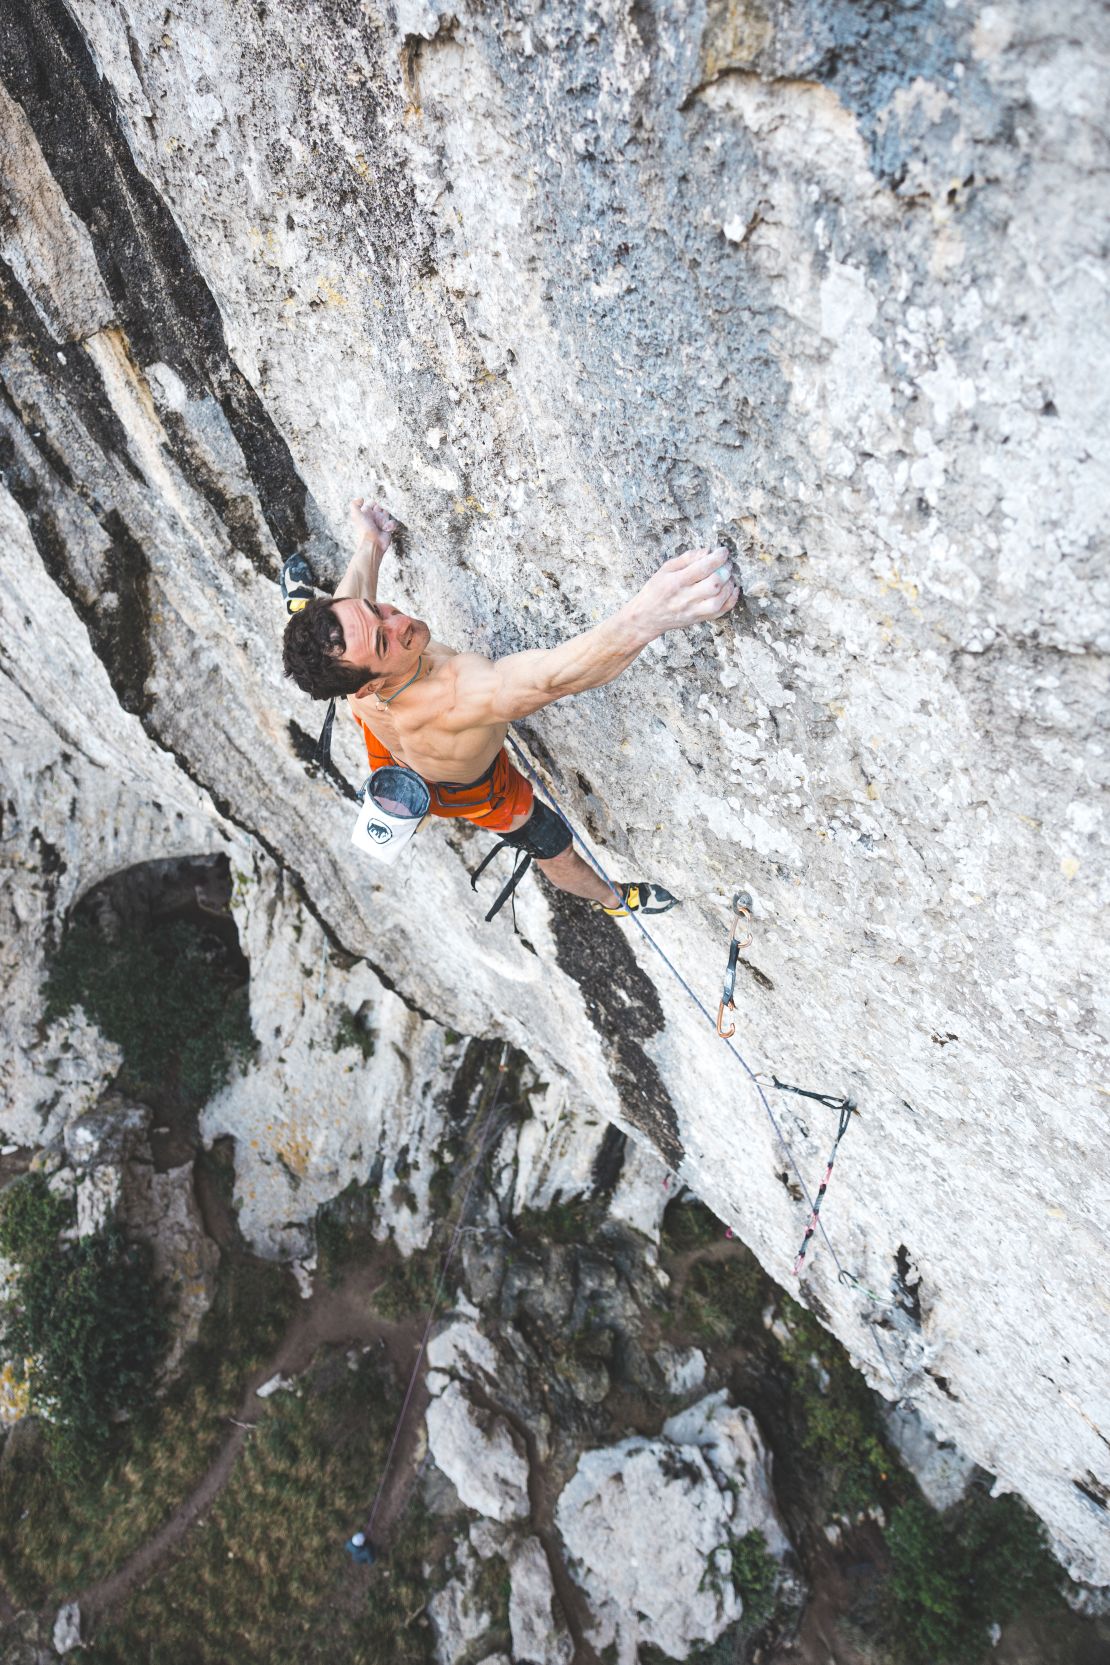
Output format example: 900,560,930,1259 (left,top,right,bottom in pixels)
555,1390,793,1662
882,1403,975,1512
52,1602,81,1654
508,1535,573,1665
426,1377,530,1523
